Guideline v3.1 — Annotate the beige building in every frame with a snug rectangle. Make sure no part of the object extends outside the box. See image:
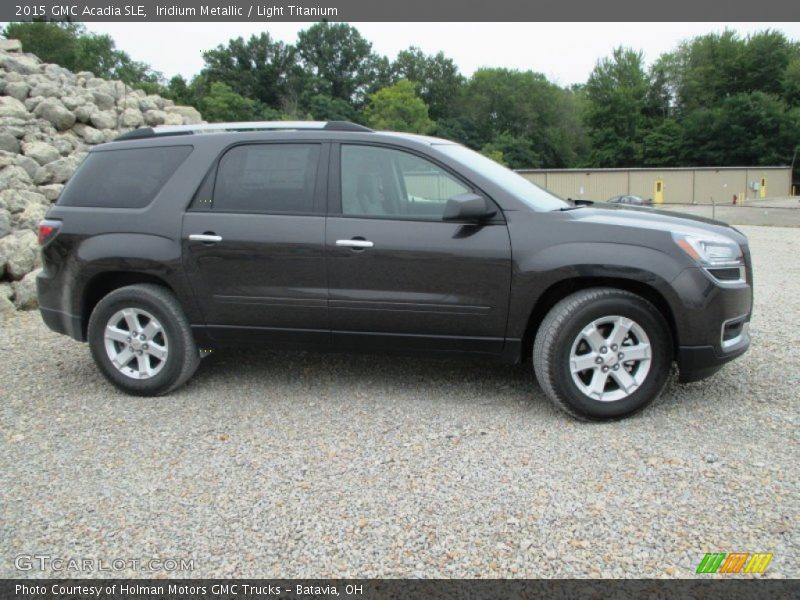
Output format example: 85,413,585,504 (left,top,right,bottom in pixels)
516,166,793,204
